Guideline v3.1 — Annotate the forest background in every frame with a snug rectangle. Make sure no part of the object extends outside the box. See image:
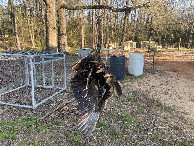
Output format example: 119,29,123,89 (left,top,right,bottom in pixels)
0,0,193,52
